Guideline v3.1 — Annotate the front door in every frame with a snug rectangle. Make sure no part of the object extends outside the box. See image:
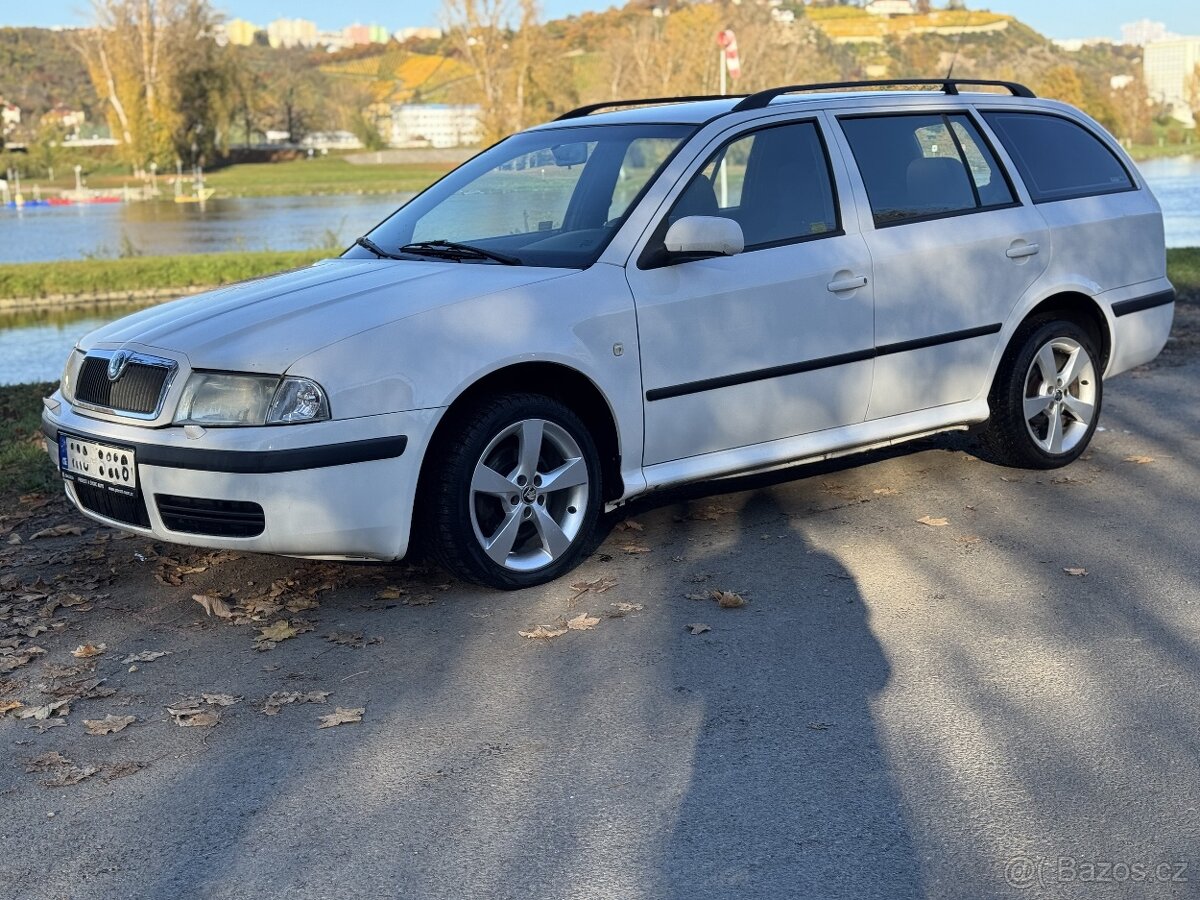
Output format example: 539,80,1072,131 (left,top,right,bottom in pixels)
627,117,876,466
